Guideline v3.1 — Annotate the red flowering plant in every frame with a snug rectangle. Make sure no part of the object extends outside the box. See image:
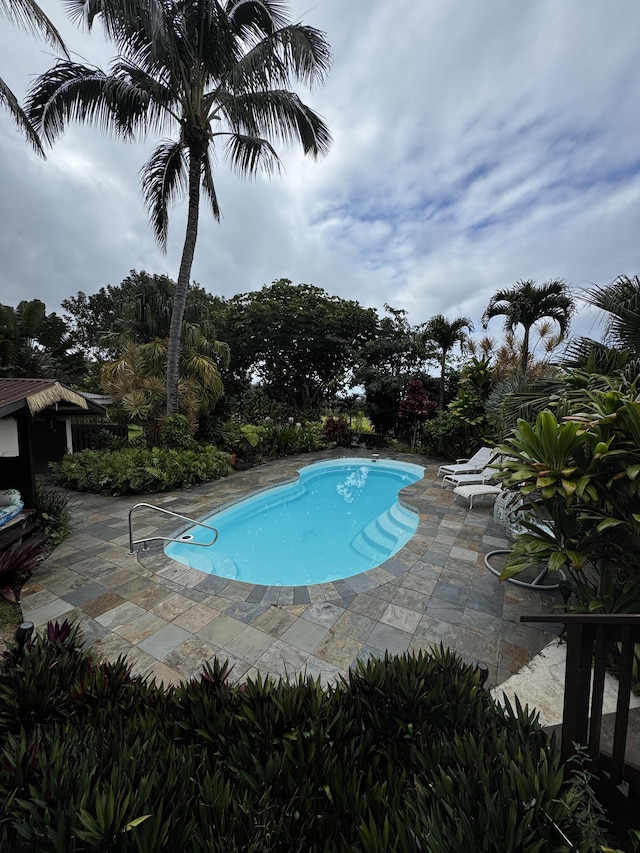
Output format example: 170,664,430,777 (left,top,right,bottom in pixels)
398,380,437,451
